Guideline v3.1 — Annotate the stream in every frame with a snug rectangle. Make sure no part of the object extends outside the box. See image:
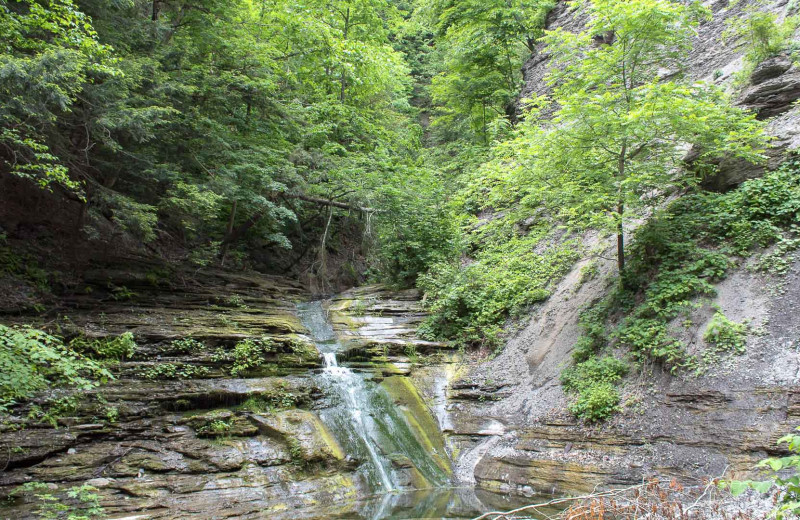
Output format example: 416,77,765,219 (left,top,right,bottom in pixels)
296,301,563,519
297,301,449,492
